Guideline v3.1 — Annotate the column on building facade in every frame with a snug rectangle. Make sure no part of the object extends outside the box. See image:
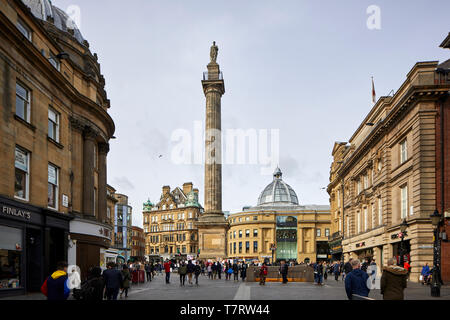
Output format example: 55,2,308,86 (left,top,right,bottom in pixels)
98,142,109,224
83,127,97,218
